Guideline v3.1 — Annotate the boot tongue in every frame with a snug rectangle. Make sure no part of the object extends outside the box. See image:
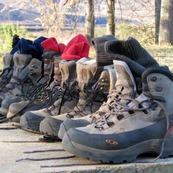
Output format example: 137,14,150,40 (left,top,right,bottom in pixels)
0,53,13,79
49,58,62,89
9,52,32,84
113,60,137,98
101,65,116,94
25,58,42,84
38,58,54,85
59,60,76,90
76,58,98,91
3,53,13,69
